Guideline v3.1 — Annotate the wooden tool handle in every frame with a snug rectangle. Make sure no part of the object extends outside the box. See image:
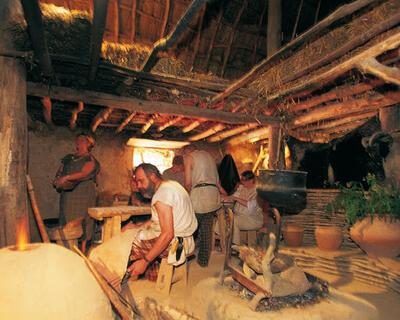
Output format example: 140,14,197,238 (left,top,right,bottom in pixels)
26,175,50,243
